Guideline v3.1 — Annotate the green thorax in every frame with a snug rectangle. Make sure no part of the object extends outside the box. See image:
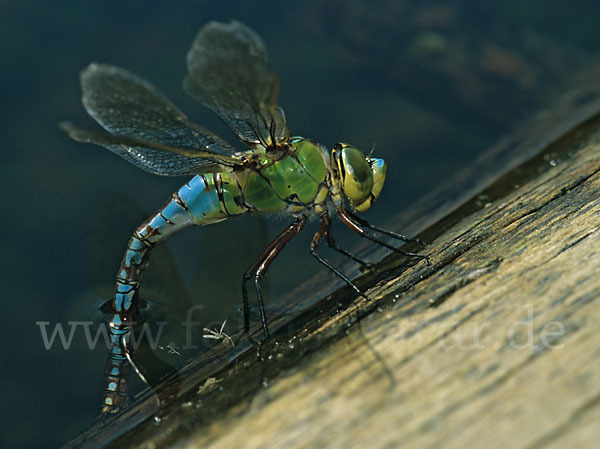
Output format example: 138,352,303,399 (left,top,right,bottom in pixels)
237,137,329,213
